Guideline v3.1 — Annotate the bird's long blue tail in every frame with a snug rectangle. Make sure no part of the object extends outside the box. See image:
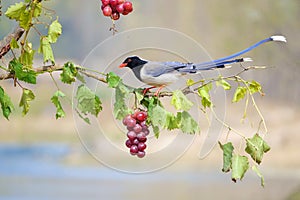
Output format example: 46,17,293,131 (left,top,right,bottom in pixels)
190,35,286,70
